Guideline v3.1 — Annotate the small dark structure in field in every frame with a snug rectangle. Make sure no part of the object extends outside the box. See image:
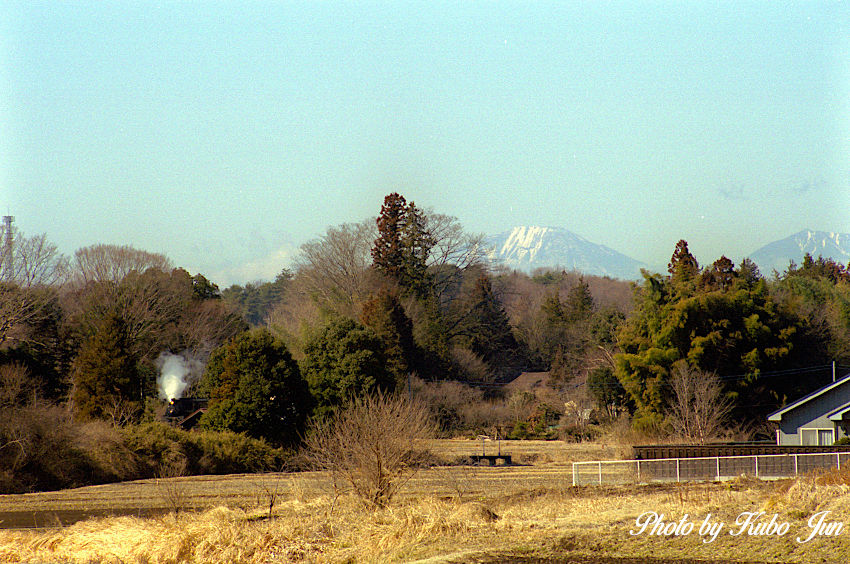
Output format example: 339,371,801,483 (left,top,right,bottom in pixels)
470,454,512,465
471,434,511,465
163,398,208,429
